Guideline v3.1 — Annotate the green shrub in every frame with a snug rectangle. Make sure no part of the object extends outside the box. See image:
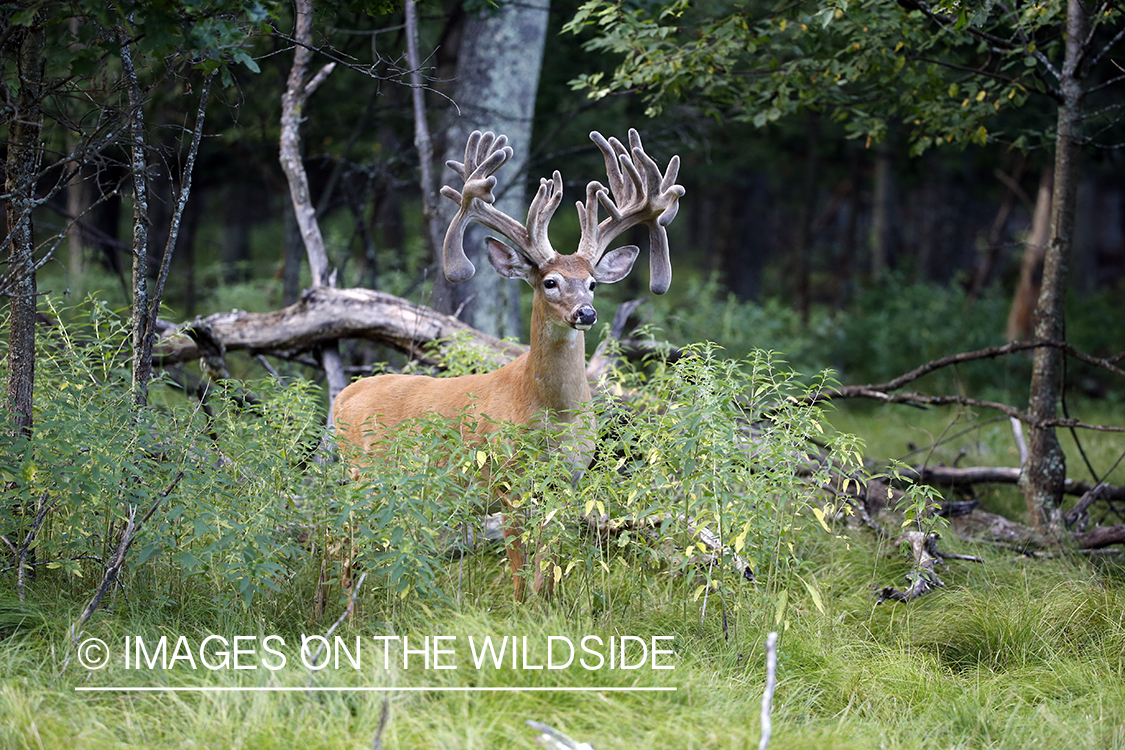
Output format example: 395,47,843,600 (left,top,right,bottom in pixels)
340,336,861,623
645,274,842,376
2,294,863,627
0,297,338,611
832,277,1019,393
